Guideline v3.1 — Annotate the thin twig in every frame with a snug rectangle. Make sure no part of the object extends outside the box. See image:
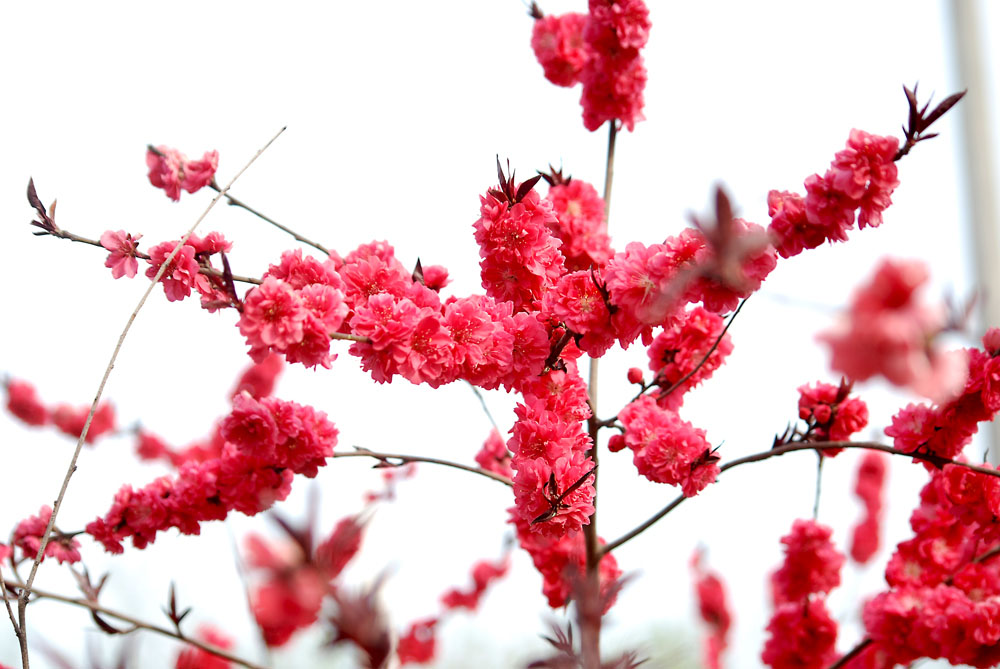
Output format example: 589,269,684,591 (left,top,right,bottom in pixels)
580,118,618,669
330,332,371,343
466,382,500,433
37,227,262,285
3,579,268,669
17,127,286,668
657,297,747,400
603,121,617,222
813,452,824,520
209,182,331,256
334,447,512,486
601,440,1000,556
827,638,873,669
